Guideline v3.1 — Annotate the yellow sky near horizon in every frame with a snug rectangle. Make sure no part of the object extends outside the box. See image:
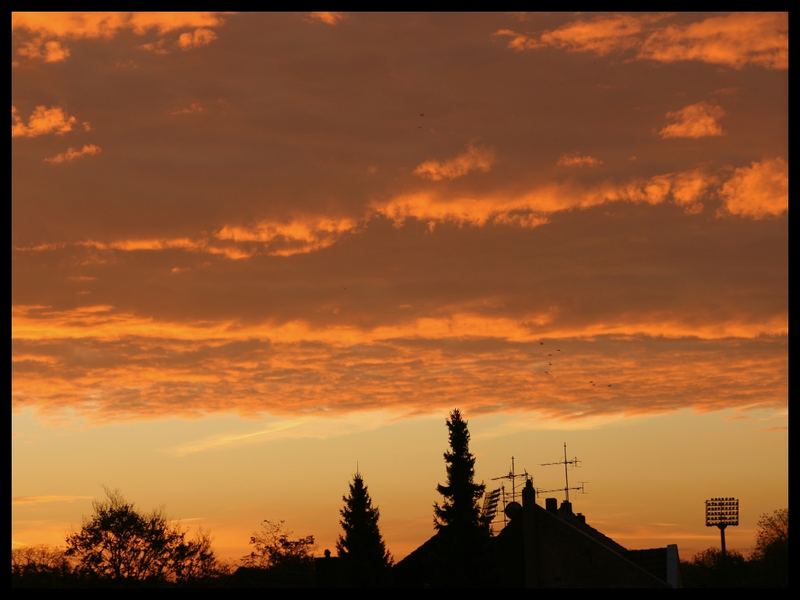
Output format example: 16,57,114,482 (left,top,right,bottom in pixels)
12,406,787,562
